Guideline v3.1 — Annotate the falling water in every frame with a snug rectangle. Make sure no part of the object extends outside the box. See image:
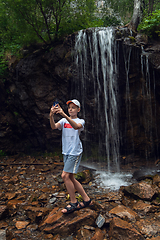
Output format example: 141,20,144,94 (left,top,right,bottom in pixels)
122,45,134,154
141,48,157,160
73,27,119,172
